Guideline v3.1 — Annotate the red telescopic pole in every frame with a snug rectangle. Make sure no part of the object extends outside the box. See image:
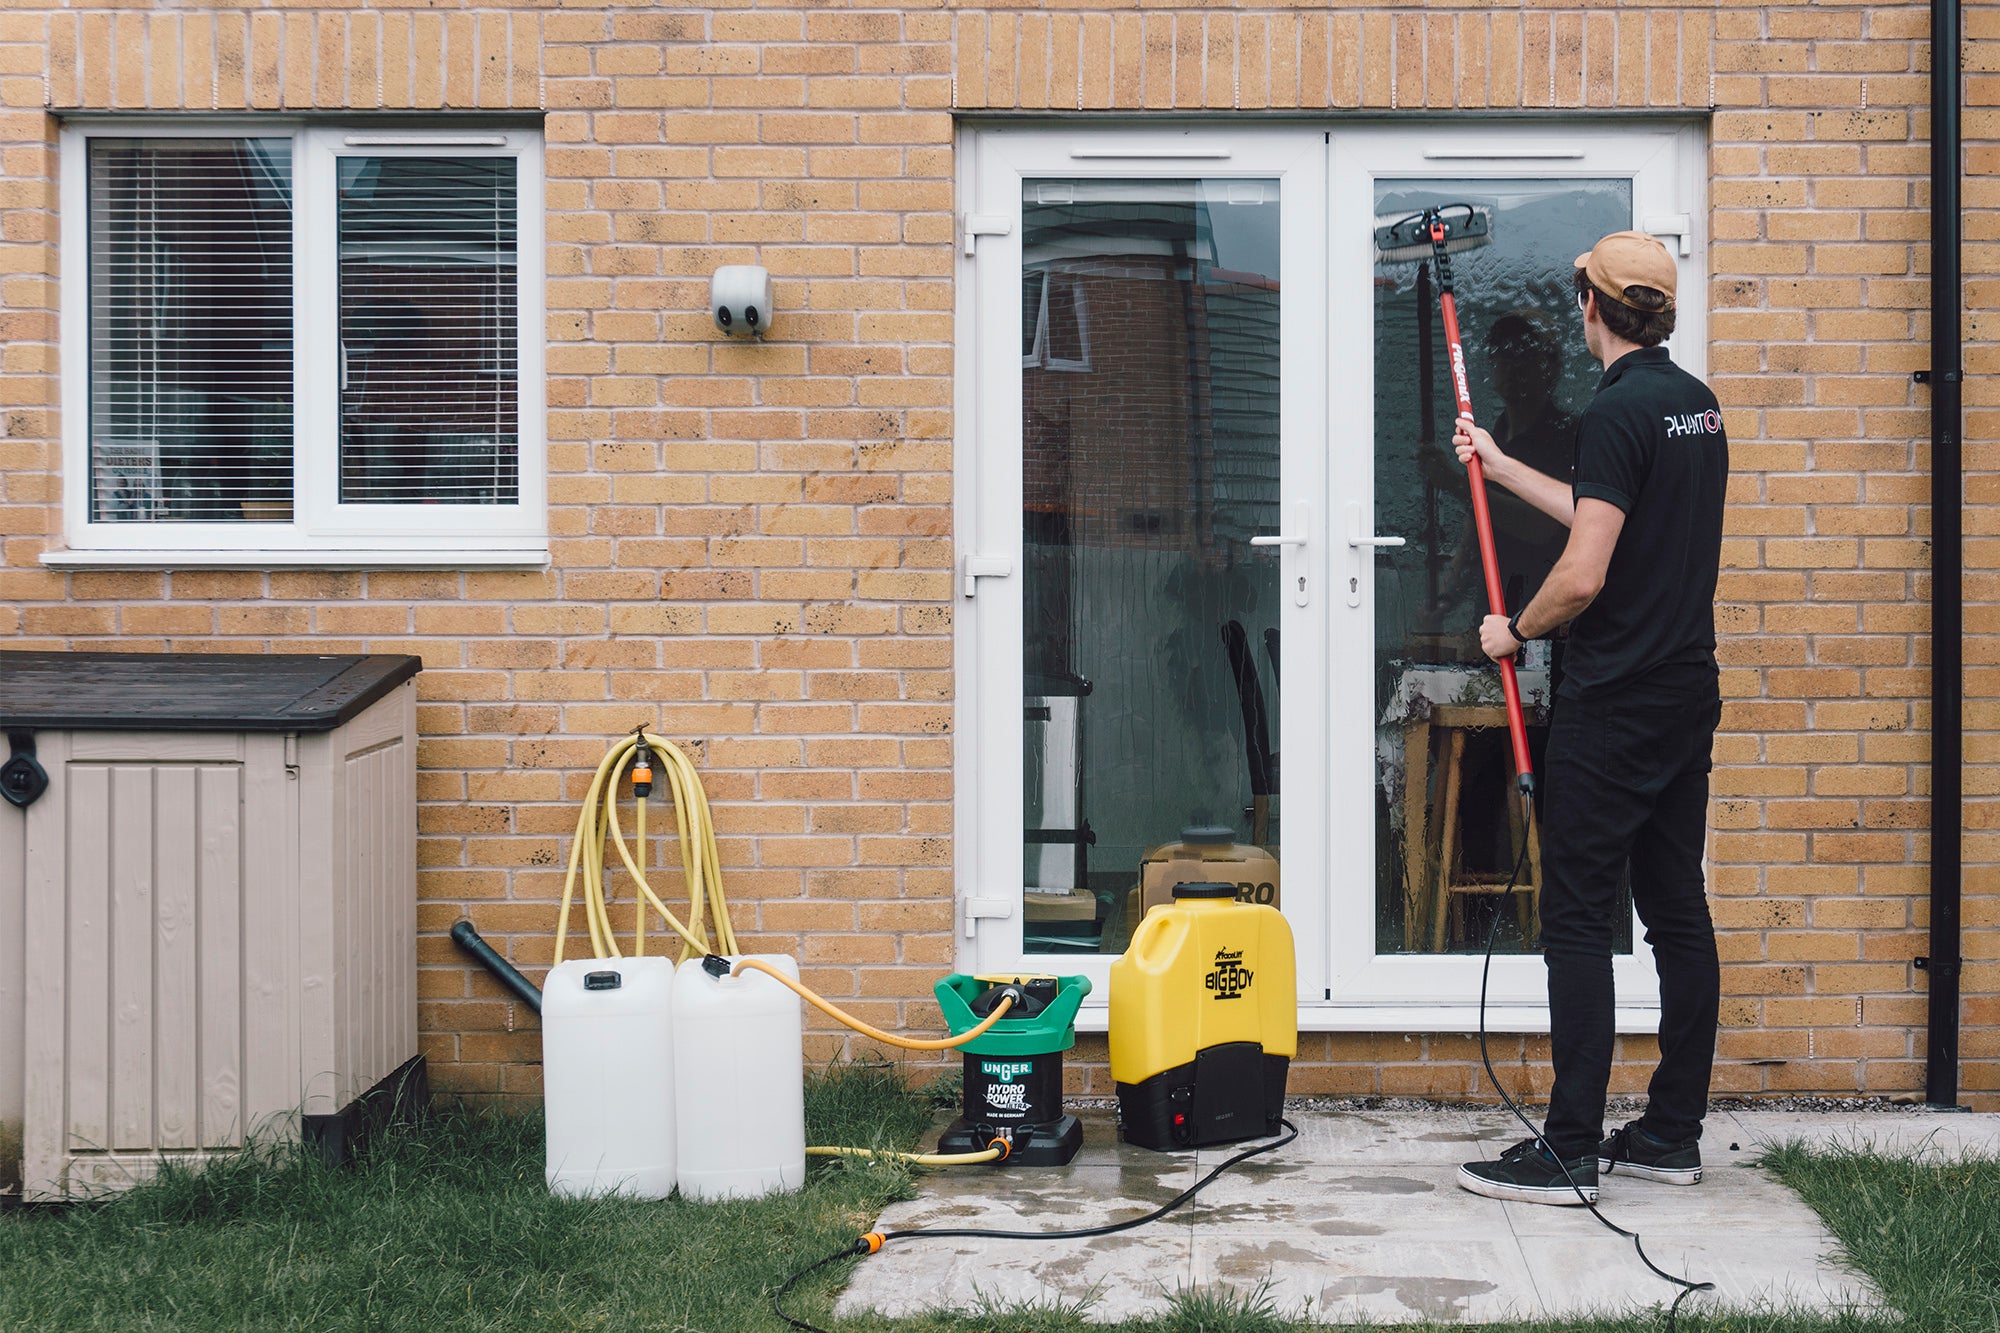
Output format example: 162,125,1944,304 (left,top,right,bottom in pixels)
1430,220,1534,797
